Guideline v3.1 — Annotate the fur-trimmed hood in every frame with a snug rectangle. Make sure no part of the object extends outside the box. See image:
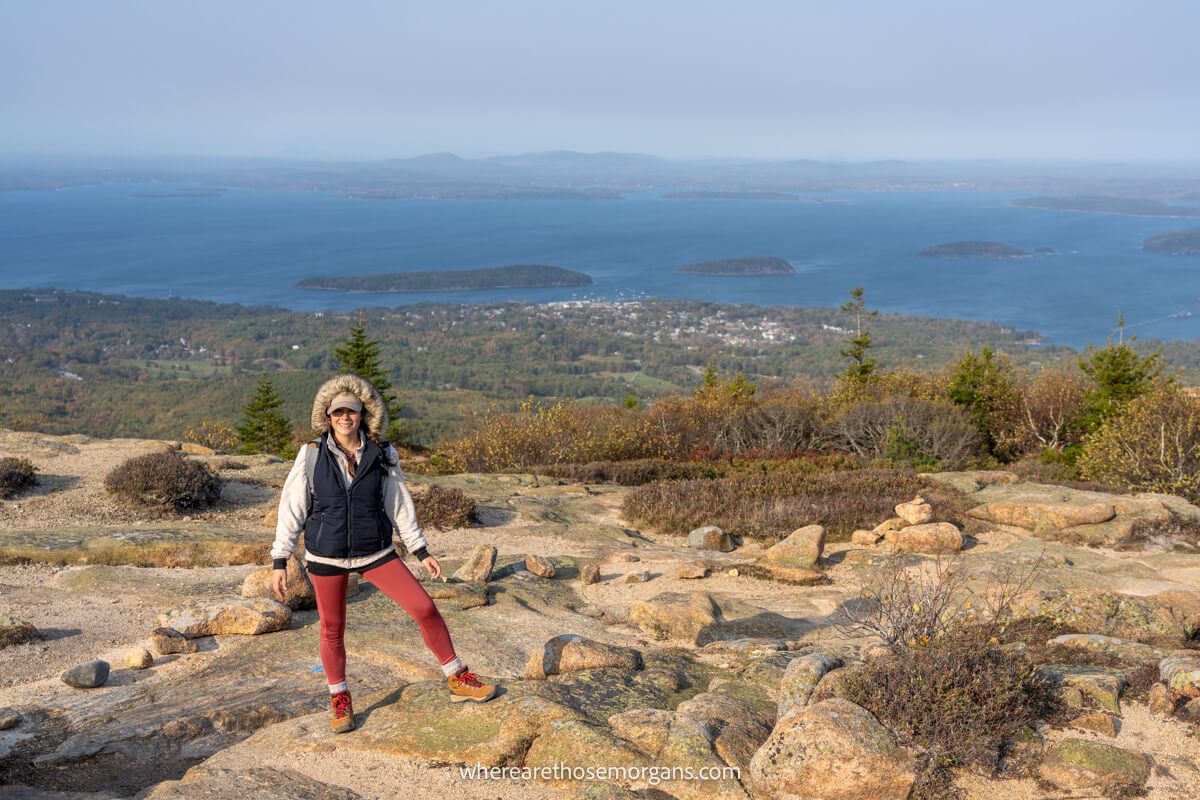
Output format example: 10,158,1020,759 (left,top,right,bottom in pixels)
310,373,388,437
